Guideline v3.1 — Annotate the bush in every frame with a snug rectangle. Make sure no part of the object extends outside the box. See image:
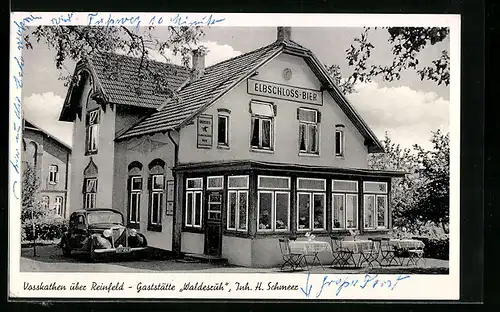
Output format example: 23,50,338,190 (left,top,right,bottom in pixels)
22,215,68,242
392,222,449,260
